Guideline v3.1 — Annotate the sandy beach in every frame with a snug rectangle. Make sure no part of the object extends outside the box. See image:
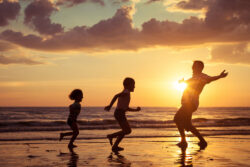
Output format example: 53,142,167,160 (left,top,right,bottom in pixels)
0,135,249,167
